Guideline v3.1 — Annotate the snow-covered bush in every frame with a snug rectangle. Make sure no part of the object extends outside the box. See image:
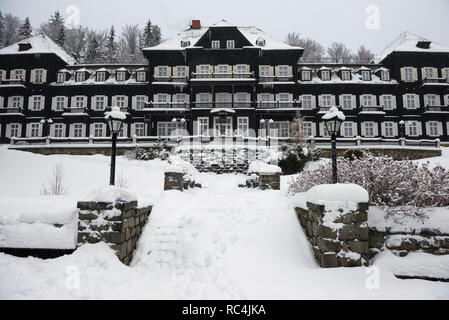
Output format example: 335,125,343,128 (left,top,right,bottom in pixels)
128,138,171,161
278,144,319,174
289,151,449,214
